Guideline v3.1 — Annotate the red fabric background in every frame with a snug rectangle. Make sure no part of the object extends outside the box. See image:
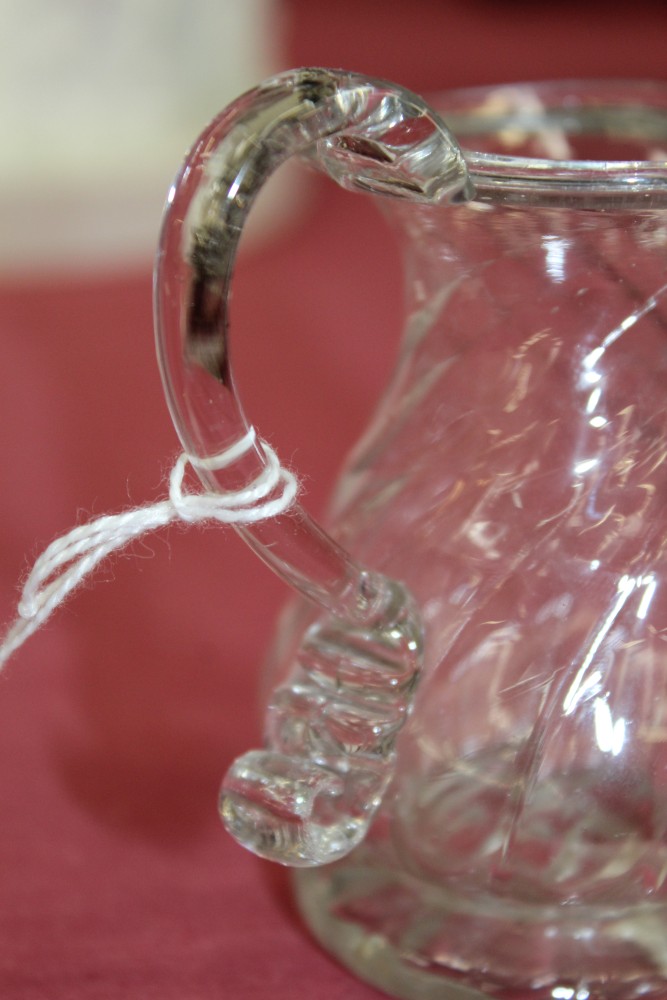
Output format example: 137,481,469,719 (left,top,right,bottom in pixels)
1,3,666,997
